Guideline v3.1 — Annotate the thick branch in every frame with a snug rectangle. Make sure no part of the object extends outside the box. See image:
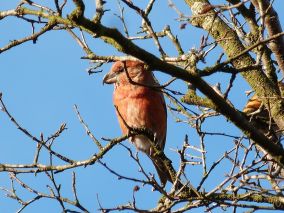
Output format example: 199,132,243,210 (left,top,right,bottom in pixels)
251,0,284,74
